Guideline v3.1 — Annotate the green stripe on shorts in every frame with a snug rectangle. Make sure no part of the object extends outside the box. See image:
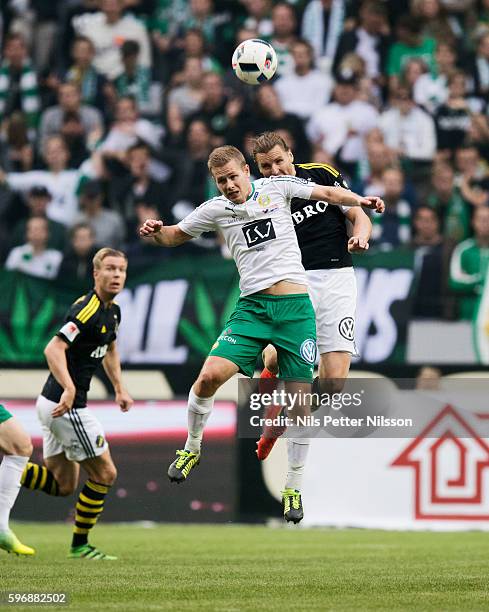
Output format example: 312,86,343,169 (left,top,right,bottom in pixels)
0,404,13,424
